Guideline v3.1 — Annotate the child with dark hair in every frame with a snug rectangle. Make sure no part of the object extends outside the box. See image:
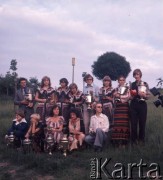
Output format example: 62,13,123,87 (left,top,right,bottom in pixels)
56,78,70,130
35,76,56,124
46,104,64,144
5,110,28,148
68,108,85,151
